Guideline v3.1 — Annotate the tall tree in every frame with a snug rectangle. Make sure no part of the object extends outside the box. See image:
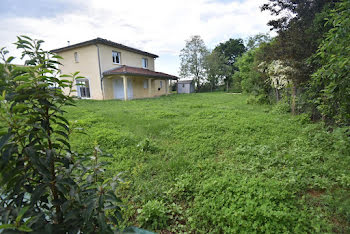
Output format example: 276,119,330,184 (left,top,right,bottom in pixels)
261,0,337,114
245,33,271,51
179,35,209,92
213,38,246,91
204,50,229,92
310,0,350,125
